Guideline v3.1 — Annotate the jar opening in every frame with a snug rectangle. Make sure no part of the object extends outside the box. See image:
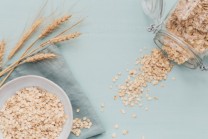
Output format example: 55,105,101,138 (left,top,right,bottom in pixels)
154,30,202,69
